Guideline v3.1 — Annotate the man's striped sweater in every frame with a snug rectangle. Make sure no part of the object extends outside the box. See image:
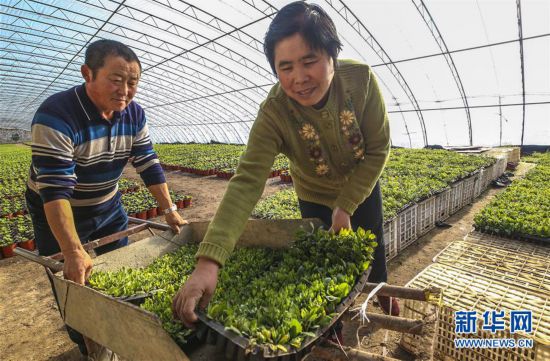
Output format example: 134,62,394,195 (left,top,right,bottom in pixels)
27,84,165,217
